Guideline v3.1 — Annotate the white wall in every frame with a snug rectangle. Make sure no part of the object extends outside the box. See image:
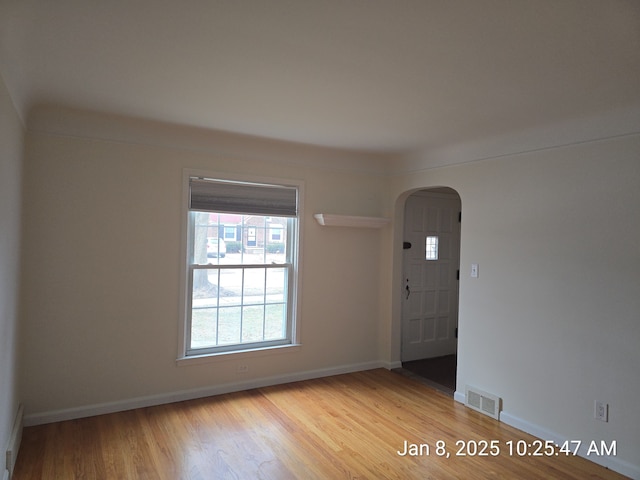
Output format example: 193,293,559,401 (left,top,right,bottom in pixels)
386,134,640,475
17,105,640,476
0,74,23,474
19,111,391,417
